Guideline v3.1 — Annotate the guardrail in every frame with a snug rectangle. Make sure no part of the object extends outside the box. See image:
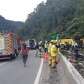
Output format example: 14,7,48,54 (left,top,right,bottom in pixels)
57,52,84,84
